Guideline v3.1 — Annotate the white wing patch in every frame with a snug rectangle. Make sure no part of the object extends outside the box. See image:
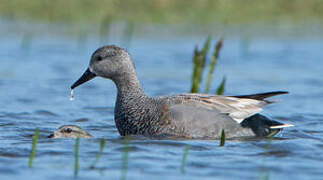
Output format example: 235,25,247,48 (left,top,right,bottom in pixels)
223,97,266,123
